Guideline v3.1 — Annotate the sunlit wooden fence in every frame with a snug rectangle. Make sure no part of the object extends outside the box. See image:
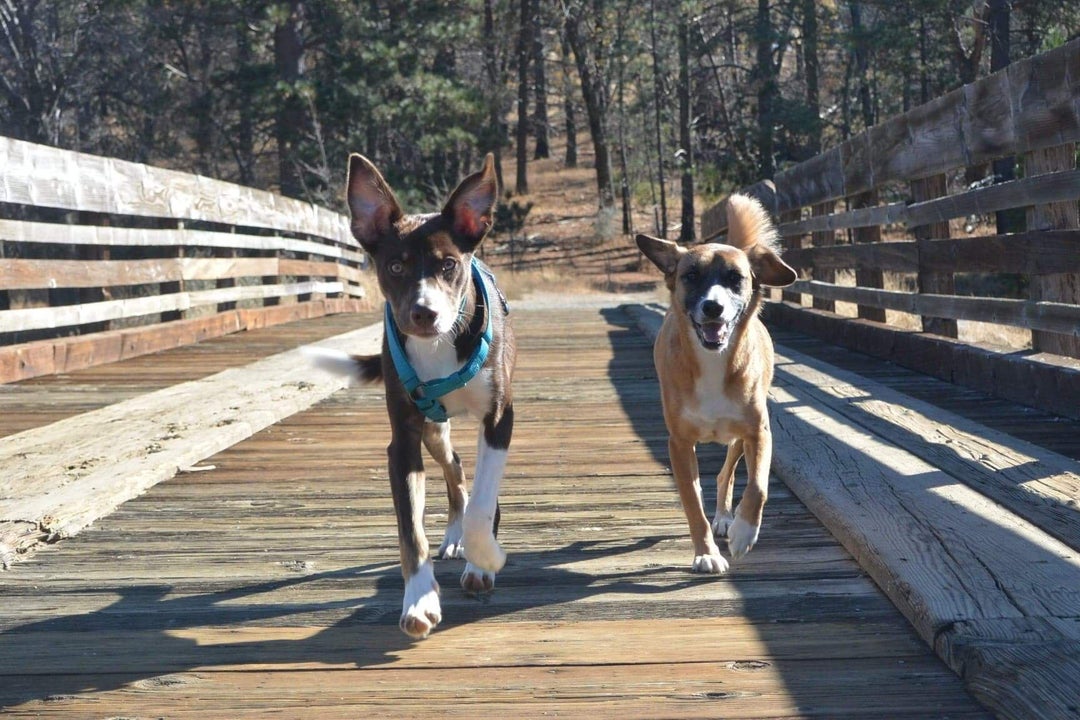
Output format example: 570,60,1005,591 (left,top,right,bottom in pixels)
0,137,365,384
703,39,1080,419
